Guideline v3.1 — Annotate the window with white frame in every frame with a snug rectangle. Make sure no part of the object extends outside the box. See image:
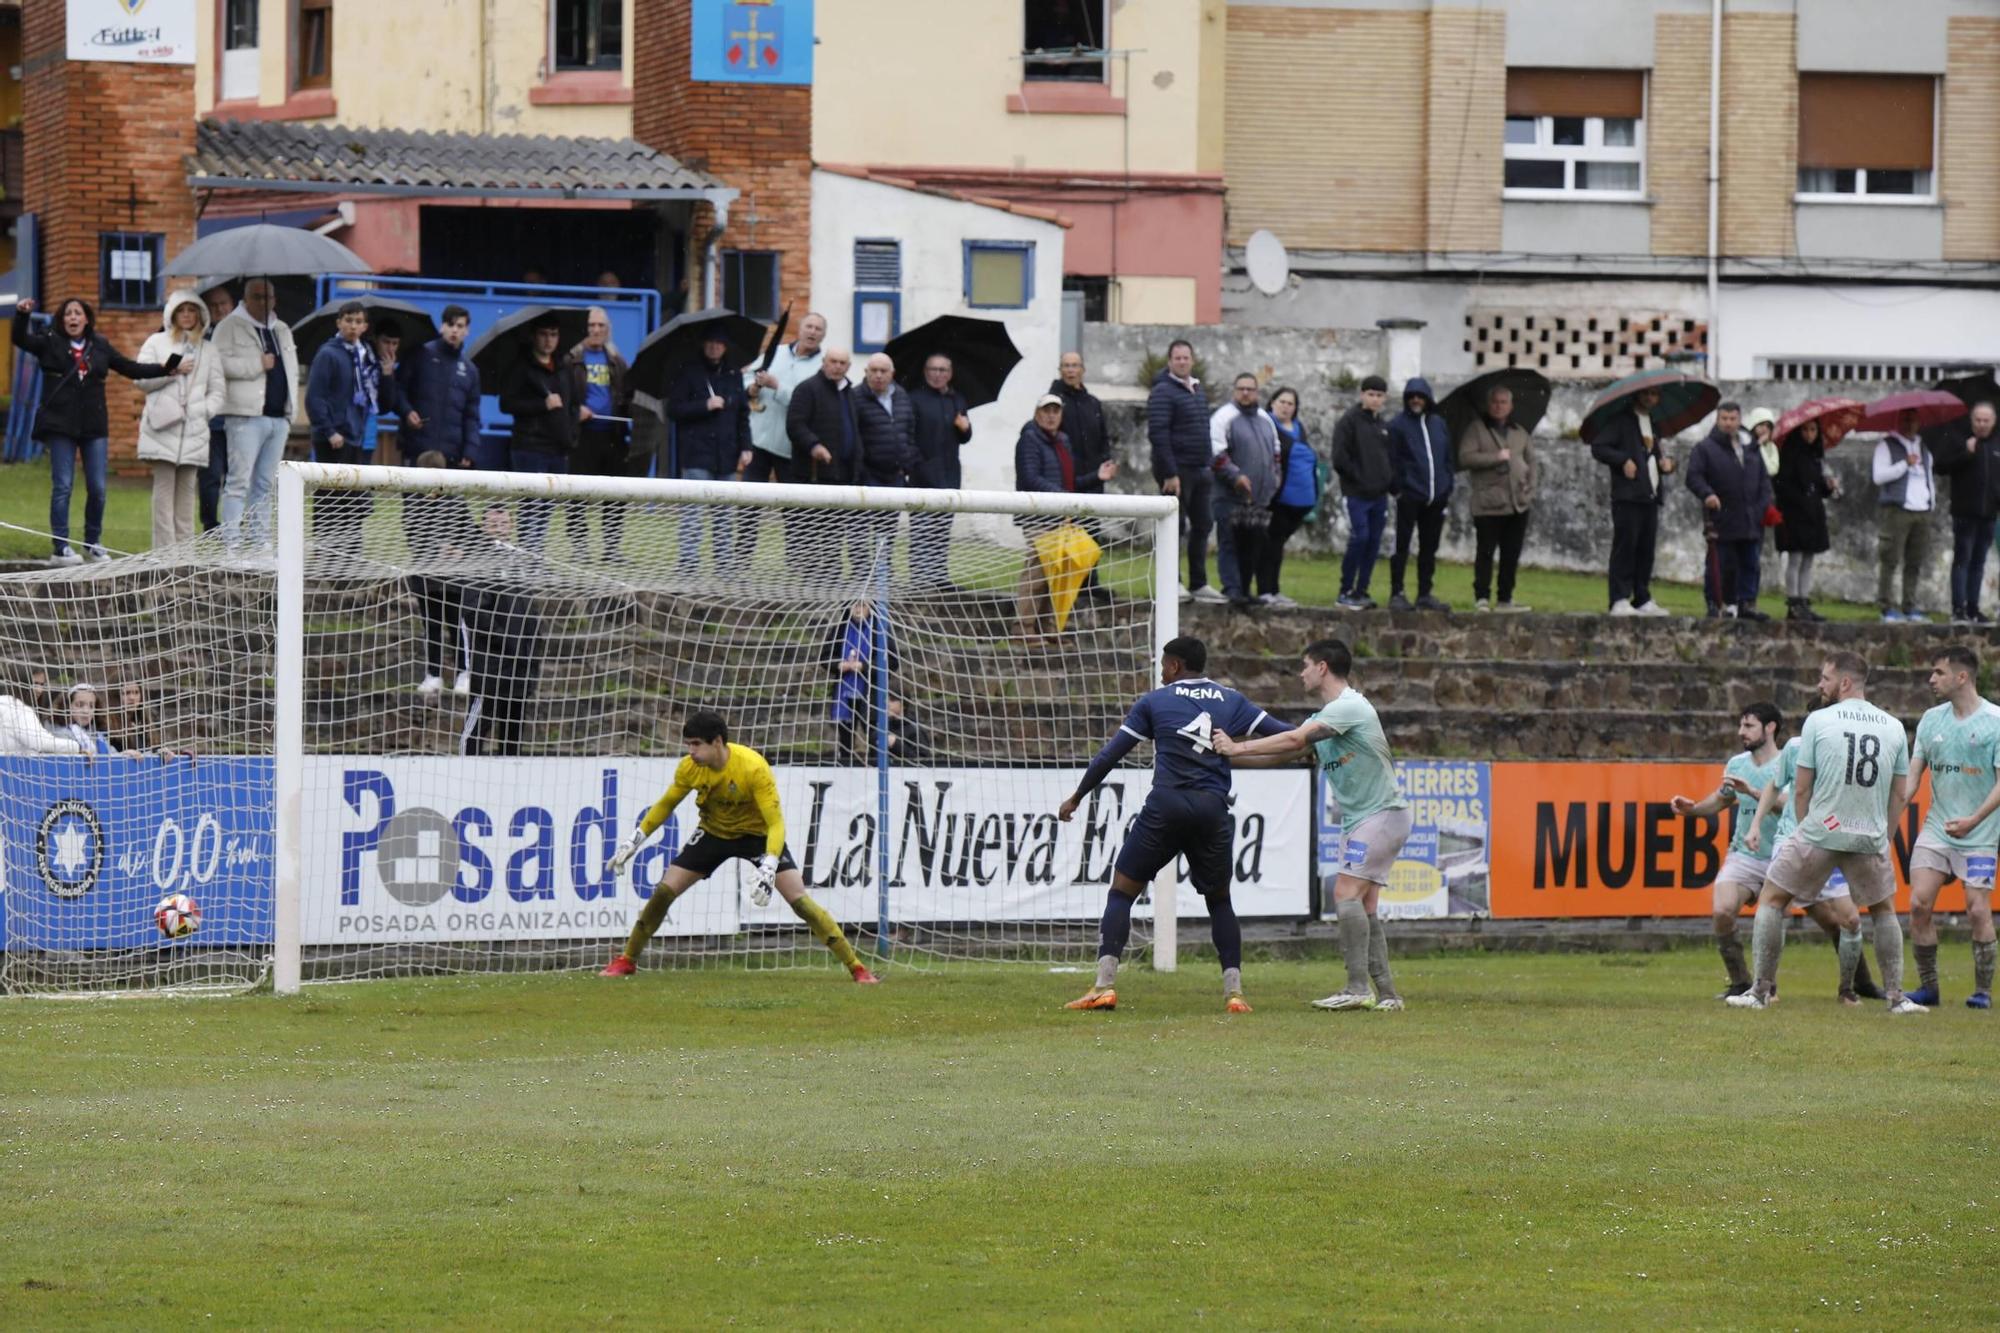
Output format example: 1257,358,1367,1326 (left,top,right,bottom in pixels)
1797,74,1936,200
1502,69,1646,197
220,0,260,102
